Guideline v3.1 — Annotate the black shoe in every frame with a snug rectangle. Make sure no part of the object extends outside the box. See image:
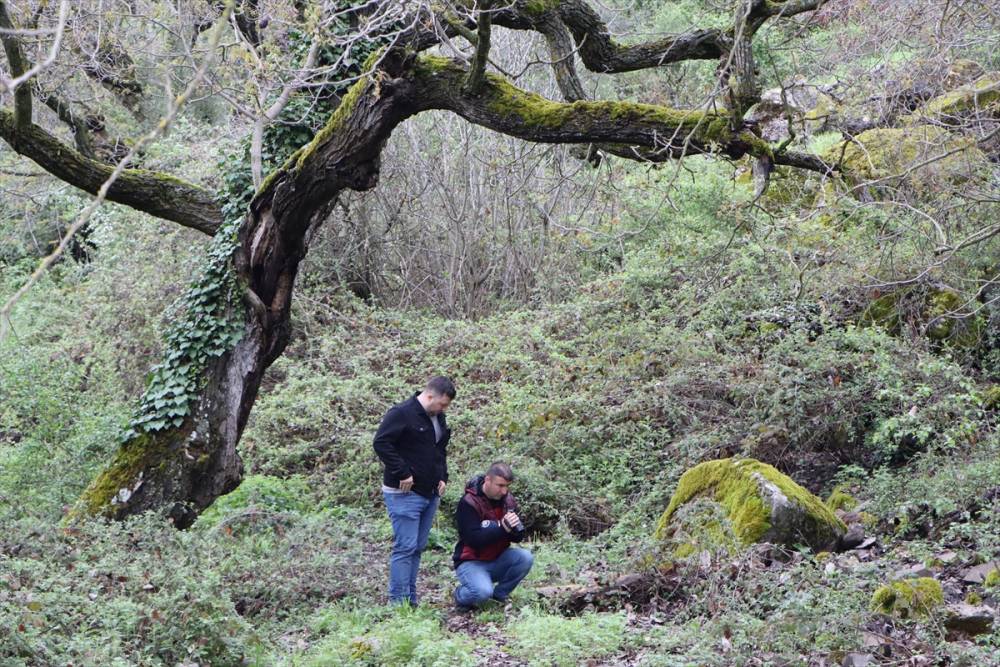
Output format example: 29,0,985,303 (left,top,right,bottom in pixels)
452,591,474,613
